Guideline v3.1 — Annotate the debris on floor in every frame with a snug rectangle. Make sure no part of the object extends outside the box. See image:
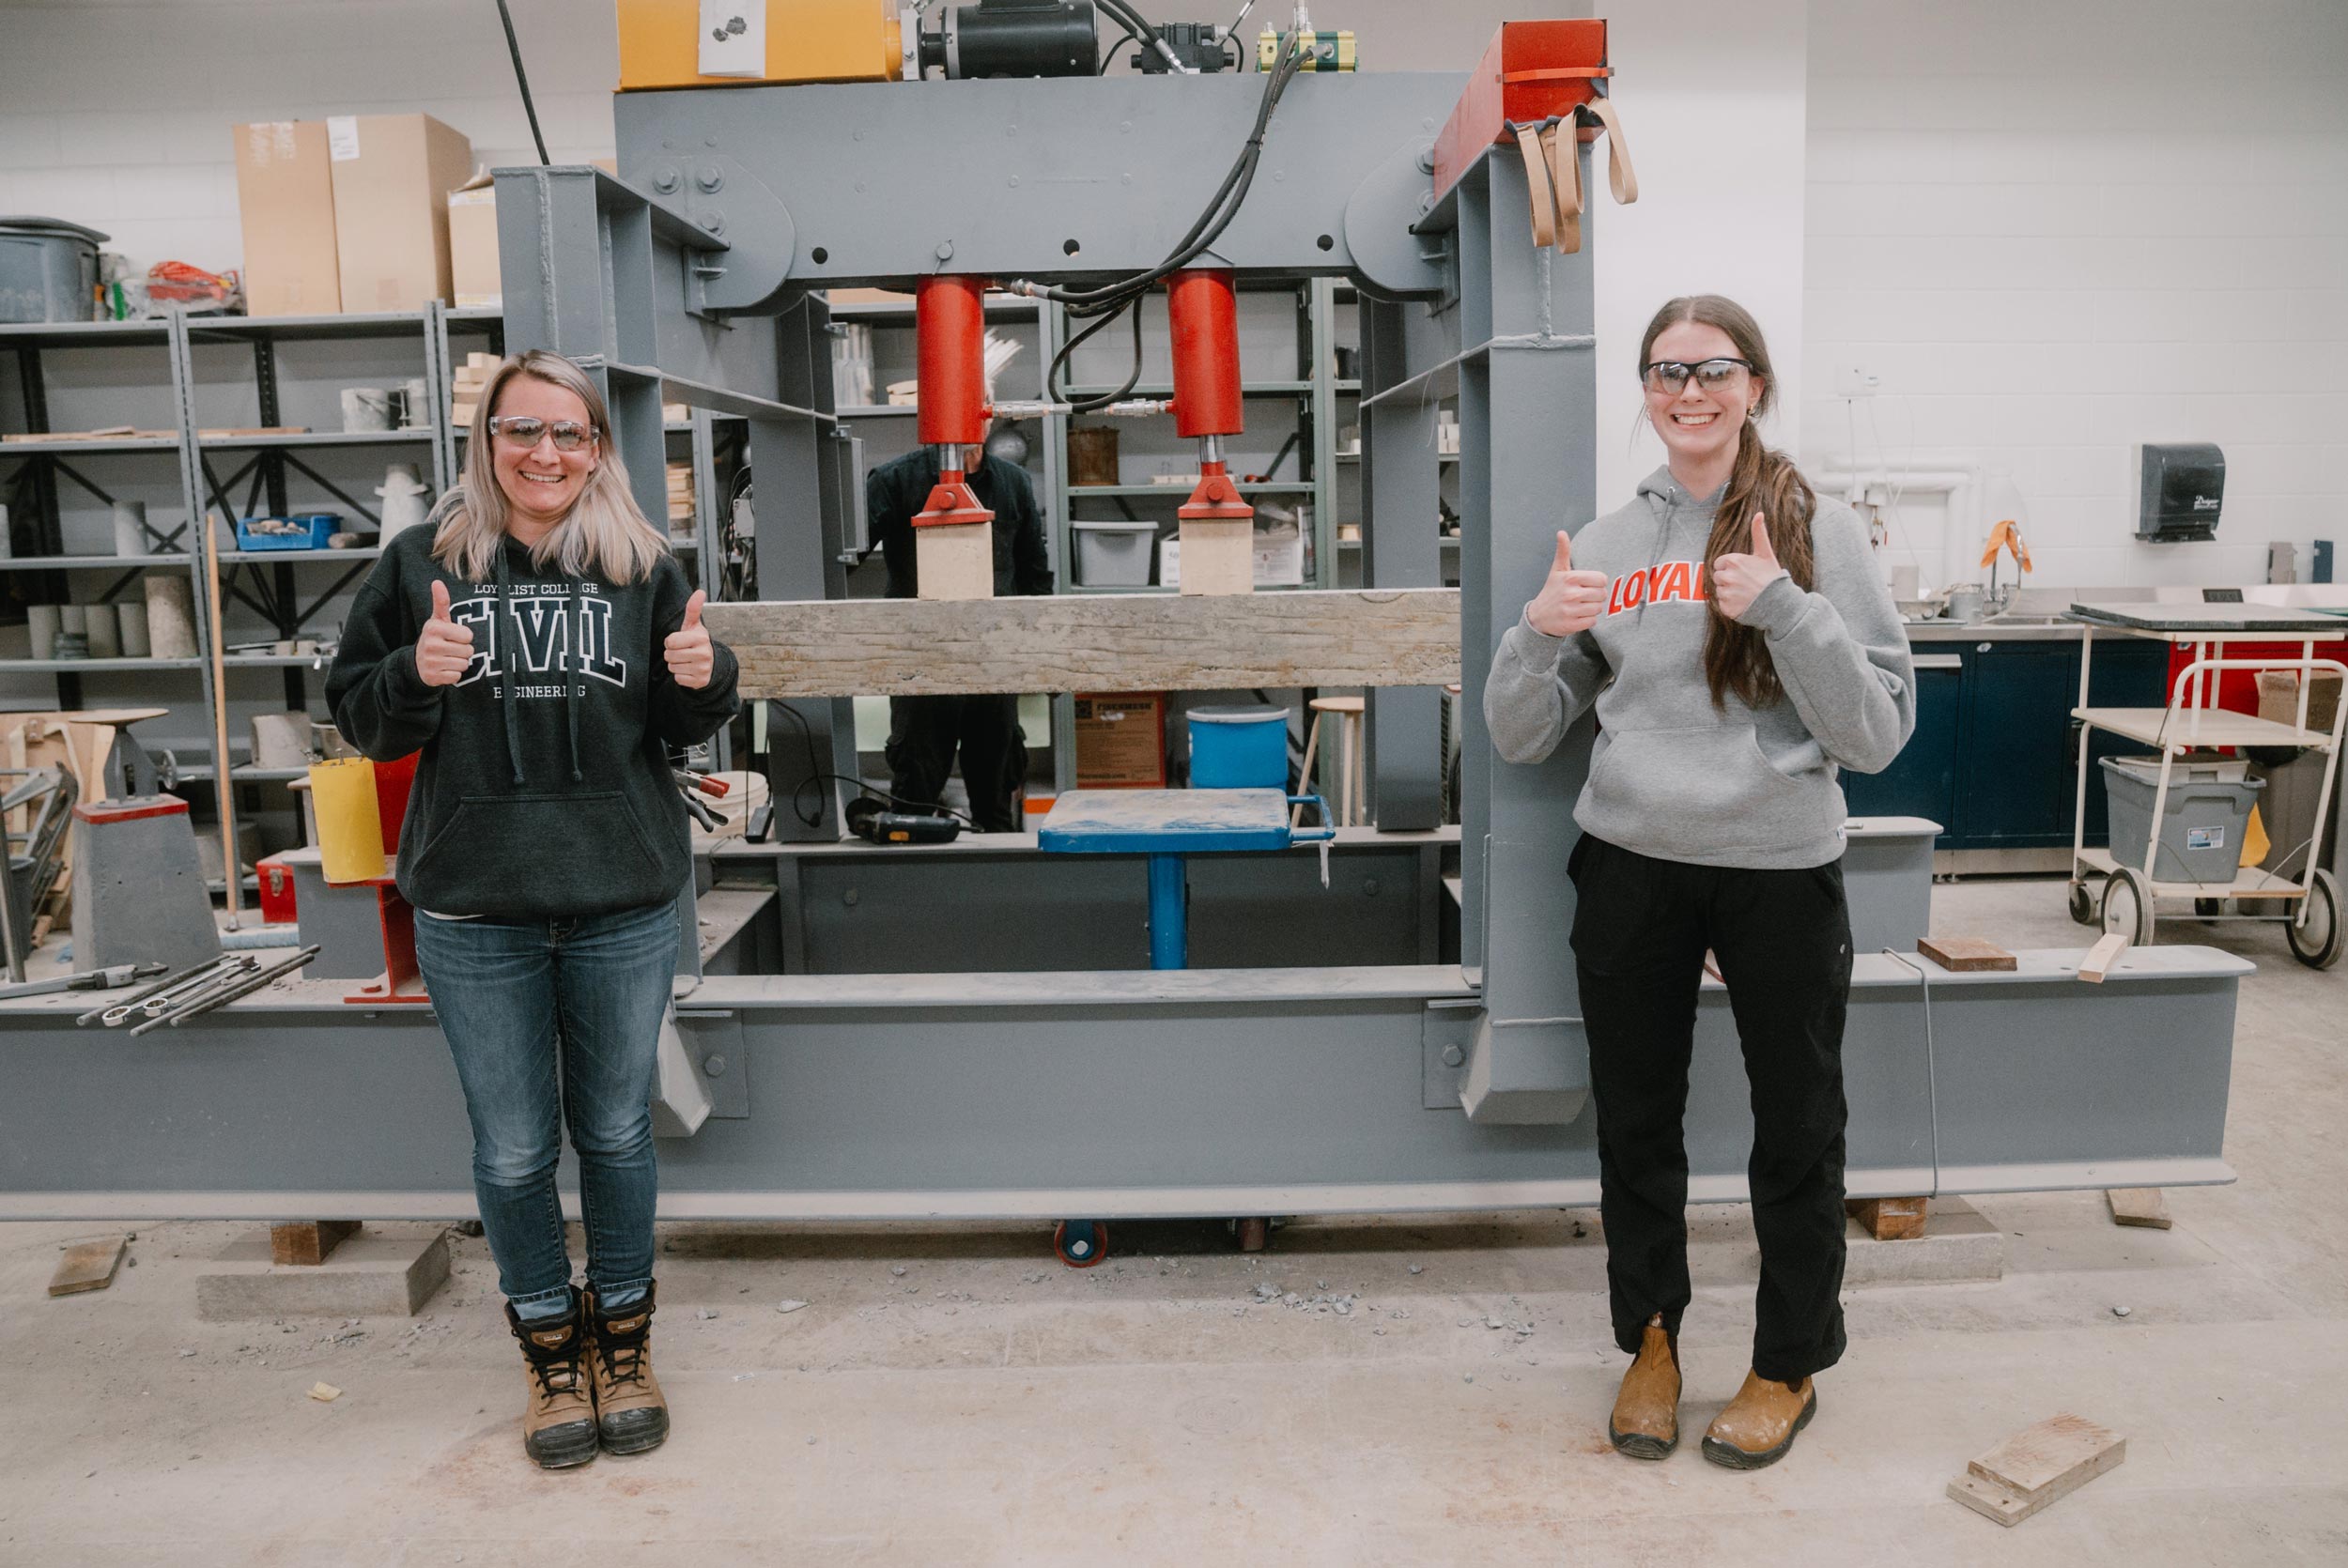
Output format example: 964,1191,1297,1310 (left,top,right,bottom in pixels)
307,1382,342,1403
1947,1412,2124,1527
776,1299,809,1314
